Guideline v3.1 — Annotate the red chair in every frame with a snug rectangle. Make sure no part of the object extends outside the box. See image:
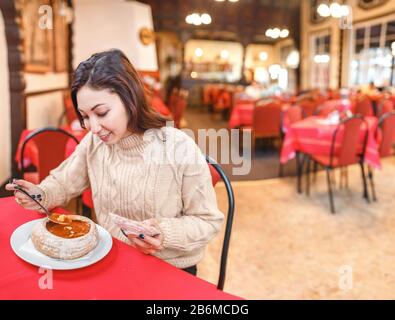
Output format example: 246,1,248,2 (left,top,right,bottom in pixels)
309,116,369,213
172,89,188,129
377,99,394,117
284,105,303,125
355,96,373,117
58,91,79,126
315,103,337,117
250,101,282,152
20,127,79,184
368,111,395,201
299,99,319,117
